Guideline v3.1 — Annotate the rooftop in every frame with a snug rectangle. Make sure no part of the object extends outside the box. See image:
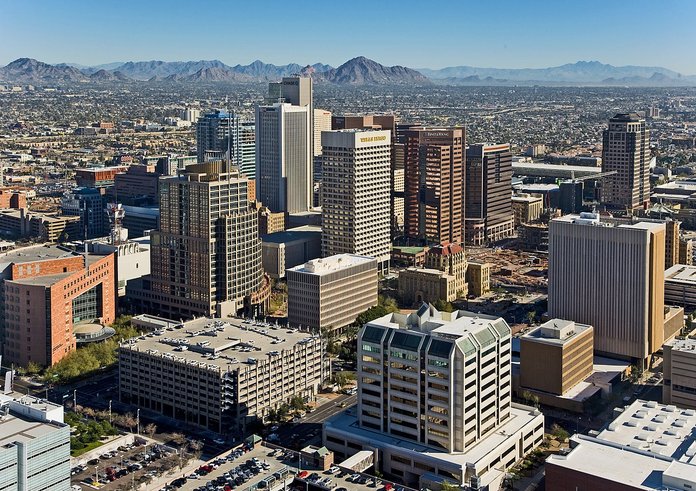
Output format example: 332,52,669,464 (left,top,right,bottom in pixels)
522,319,592,347
120,316,322,372
666,264,696,285
0,393,66,447
598,399,696,462
288,254,376,276
553,213,666,232
427,243,463,256
261,228,321,244
0,243,79,265
665,336,696,353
